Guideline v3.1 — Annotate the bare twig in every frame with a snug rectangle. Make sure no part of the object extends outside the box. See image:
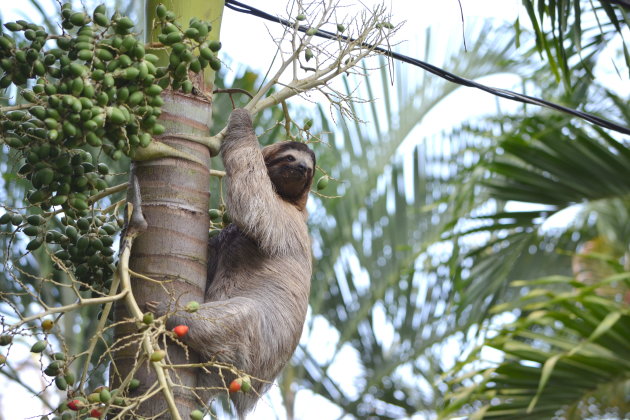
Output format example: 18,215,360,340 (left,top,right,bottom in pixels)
212,88,254,99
